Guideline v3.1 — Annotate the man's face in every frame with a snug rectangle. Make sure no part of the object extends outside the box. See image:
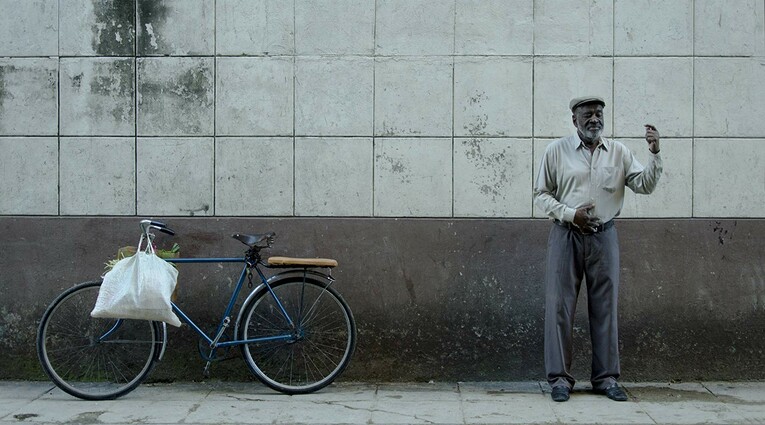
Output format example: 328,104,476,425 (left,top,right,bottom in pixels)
573,103,604,143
